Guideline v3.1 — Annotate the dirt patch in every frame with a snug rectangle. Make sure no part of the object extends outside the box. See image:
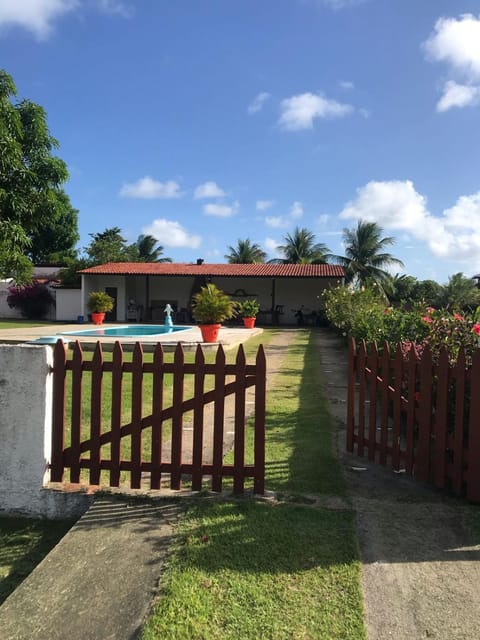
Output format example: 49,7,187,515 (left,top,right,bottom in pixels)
315,329,480,640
